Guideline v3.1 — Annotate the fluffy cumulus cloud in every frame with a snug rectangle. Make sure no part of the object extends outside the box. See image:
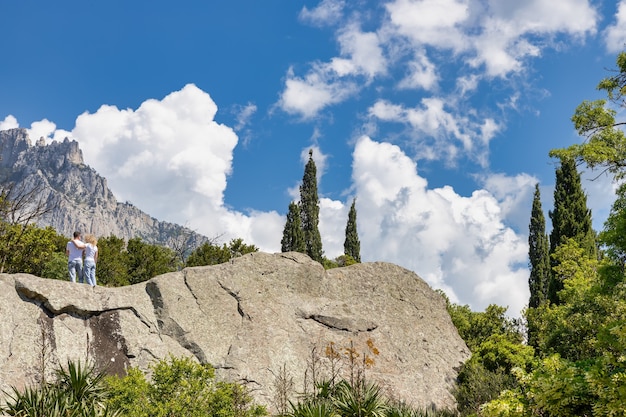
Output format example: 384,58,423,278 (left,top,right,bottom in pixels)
344,136,531,316
33,85,284,249
604,0,626,53
0,115,18,131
